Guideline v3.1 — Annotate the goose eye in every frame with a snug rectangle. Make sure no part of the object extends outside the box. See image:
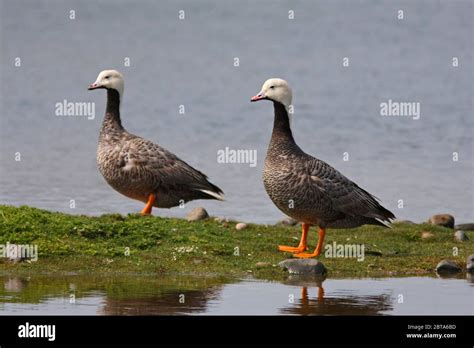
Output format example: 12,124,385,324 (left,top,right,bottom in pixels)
105,76,110,79
269,86,275,89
